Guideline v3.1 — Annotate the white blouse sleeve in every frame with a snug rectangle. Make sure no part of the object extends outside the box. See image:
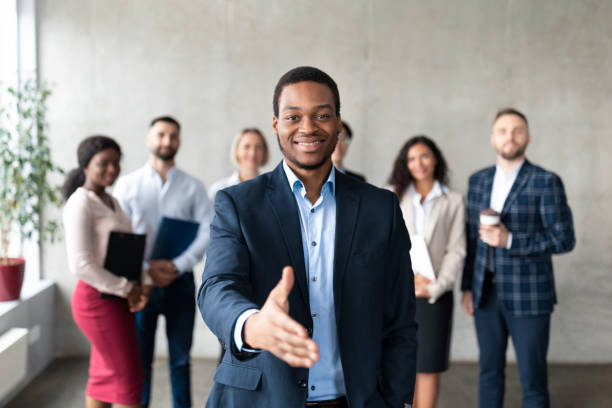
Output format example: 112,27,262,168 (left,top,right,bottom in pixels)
63,195,133,298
